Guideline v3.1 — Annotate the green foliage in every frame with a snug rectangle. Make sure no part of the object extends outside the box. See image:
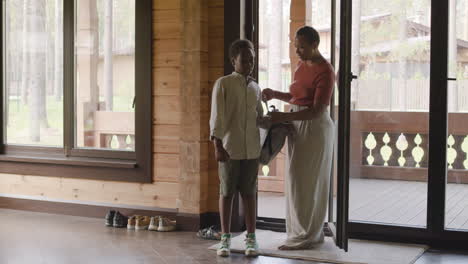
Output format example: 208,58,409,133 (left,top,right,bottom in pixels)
387,41,430,61
6,95,134,146
411,70,425,80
